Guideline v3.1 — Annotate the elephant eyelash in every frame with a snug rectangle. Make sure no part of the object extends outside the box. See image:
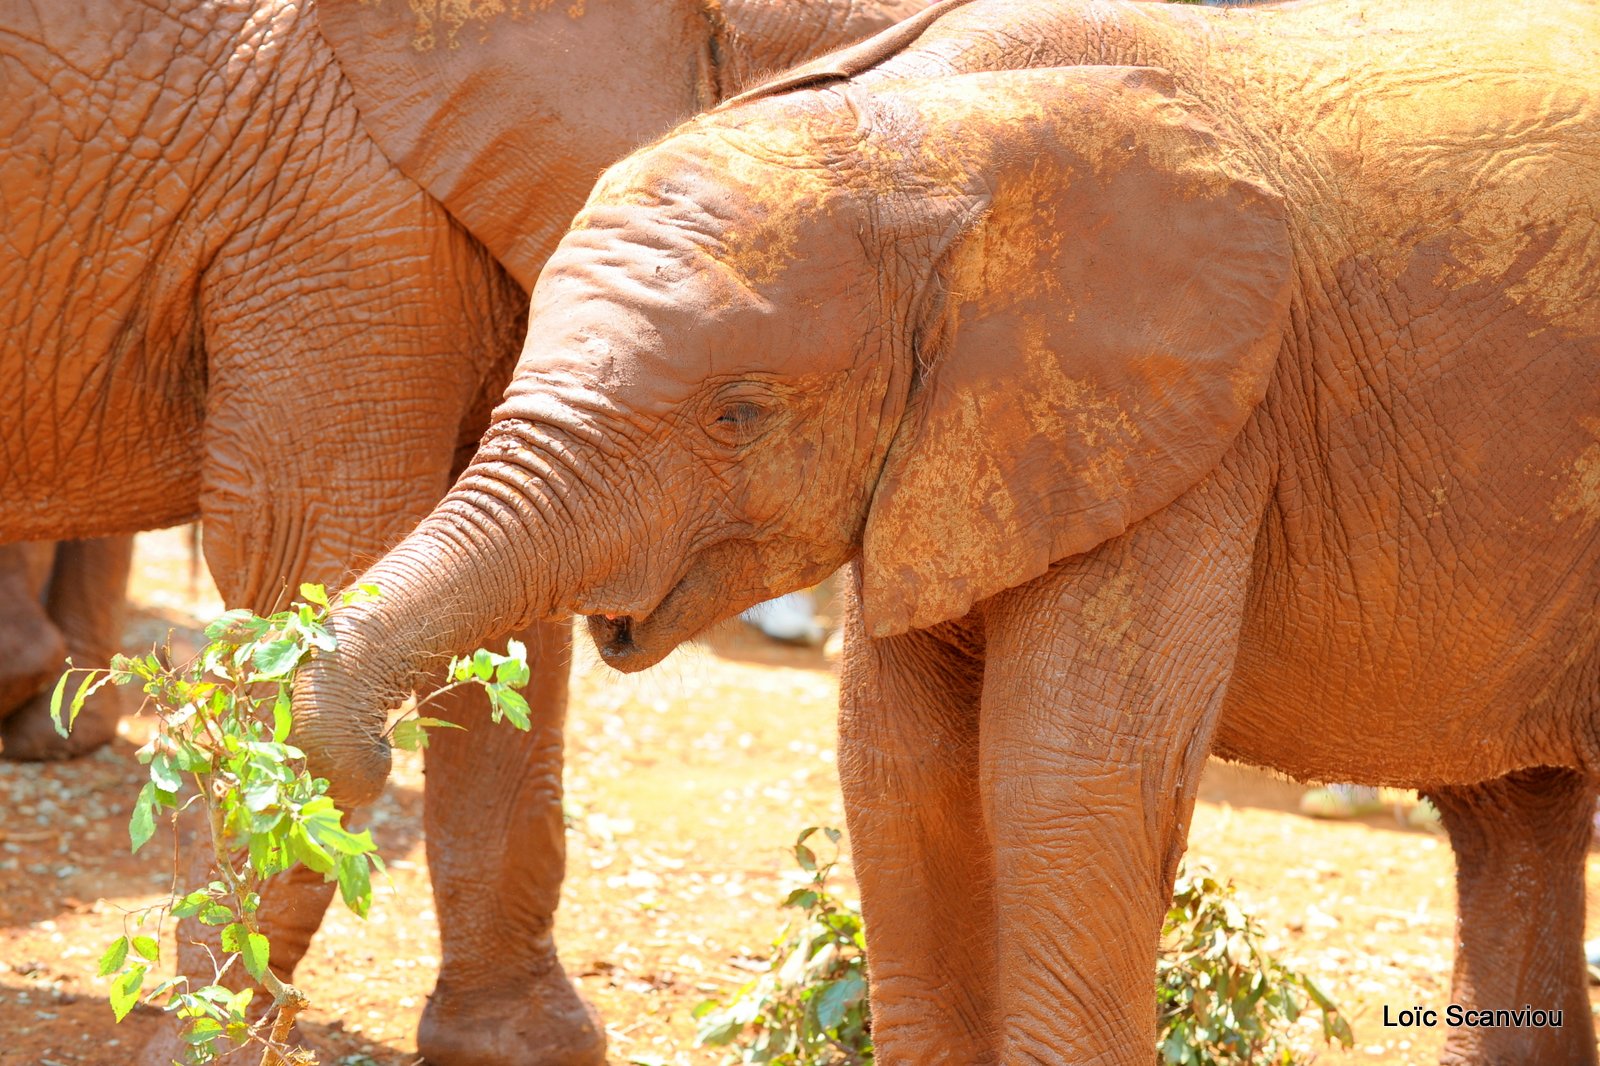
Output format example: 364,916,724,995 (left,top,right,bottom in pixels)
708,400,769,447
715,402,764,428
